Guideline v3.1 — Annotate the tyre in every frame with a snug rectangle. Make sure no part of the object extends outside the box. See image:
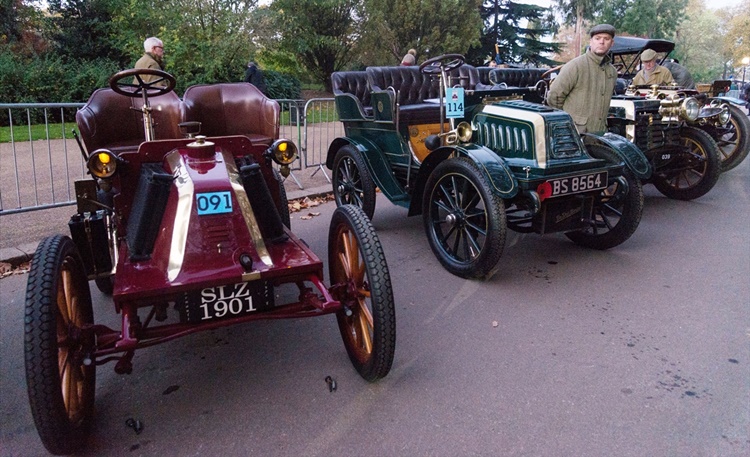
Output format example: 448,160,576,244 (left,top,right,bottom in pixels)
566,145,644,250
717,104,750,172
422,157,506,279
332,145,376,220
273,168,291,228
94,277,114,295
25,235,96,455
328,205,395,381
652,126,721,201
